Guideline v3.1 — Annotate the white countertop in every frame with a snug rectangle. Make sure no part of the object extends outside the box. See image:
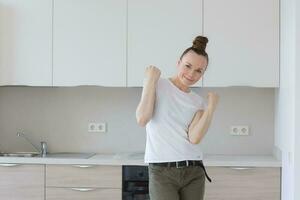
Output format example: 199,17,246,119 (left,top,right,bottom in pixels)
0,152,281,167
